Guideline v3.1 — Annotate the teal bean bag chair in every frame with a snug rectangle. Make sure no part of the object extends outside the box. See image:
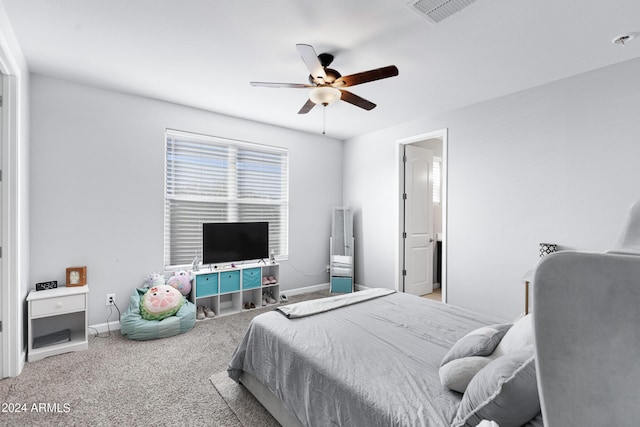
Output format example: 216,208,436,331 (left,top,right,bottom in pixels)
121,287,196,341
